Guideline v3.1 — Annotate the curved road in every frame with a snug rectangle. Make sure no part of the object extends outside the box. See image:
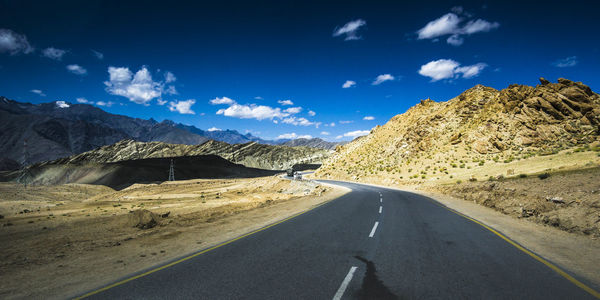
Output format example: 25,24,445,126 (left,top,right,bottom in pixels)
79,180,598,299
